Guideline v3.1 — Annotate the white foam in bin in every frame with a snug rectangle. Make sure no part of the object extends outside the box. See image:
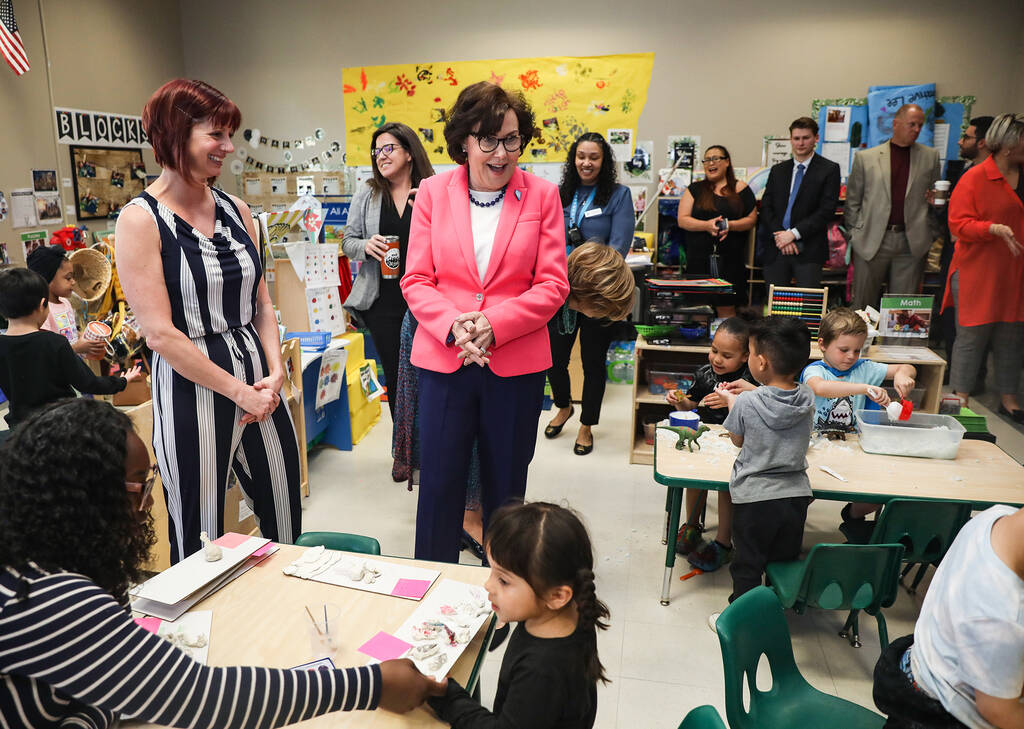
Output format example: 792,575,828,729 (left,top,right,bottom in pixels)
855,409,966,460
